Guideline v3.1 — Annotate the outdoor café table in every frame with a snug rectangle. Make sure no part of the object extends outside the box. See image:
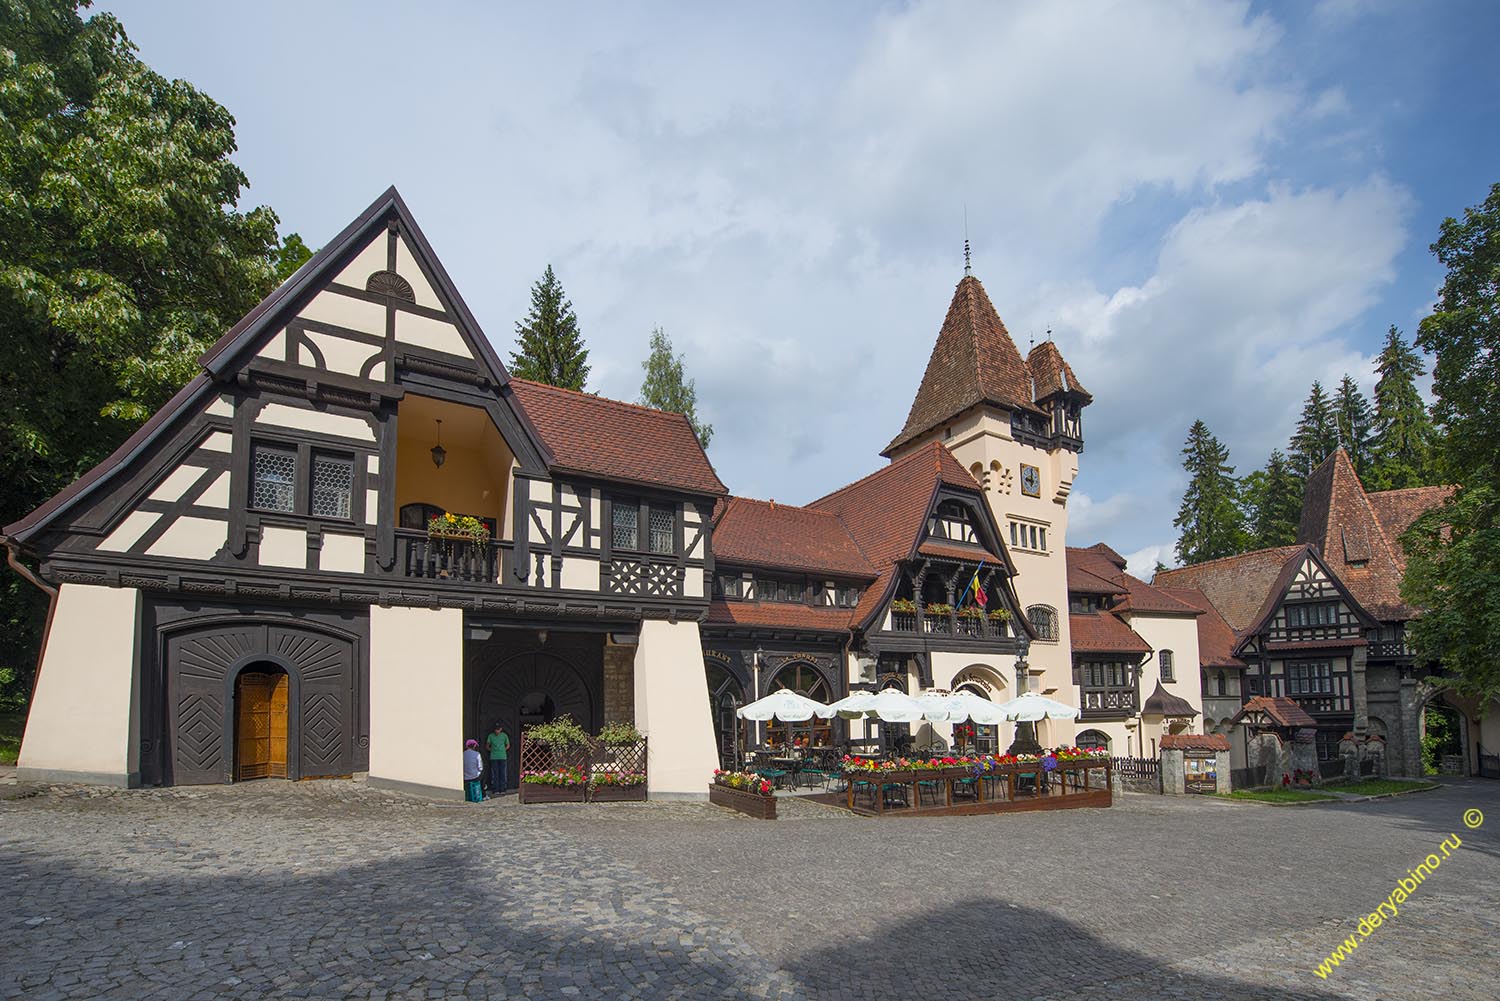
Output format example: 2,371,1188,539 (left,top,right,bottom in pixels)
768,758,802,787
